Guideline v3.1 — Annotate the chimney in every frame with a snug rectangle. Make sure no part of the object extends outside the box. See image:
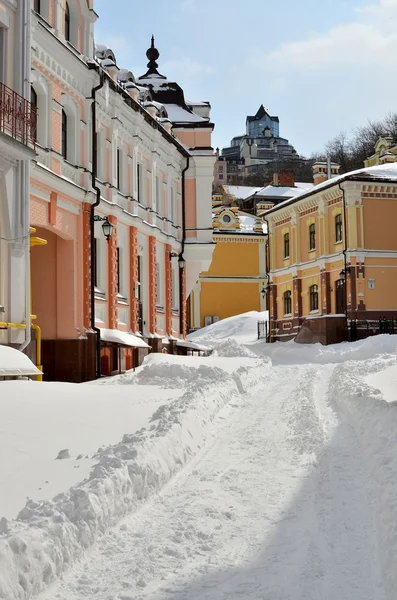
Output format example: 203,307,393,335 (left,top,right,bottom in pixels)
279,171,295,188
312,161,340,186
273,172,279,186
